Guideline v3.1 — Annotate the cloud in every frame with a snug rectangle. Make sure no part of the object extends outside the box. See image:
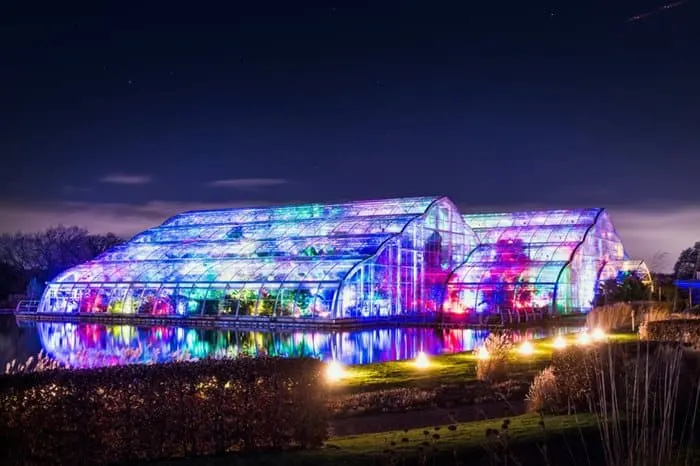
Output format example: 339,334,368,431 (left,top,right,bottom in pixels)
99,174,152,185
606,205,700,272
208,178,288,189
63,185,93,193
